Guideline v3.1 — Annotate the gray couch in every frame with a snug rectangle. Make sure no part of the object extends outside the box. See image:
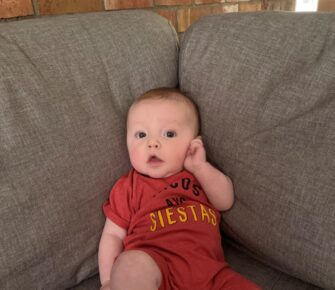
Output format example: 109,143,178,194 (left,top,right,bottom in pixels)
0,10,334,290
